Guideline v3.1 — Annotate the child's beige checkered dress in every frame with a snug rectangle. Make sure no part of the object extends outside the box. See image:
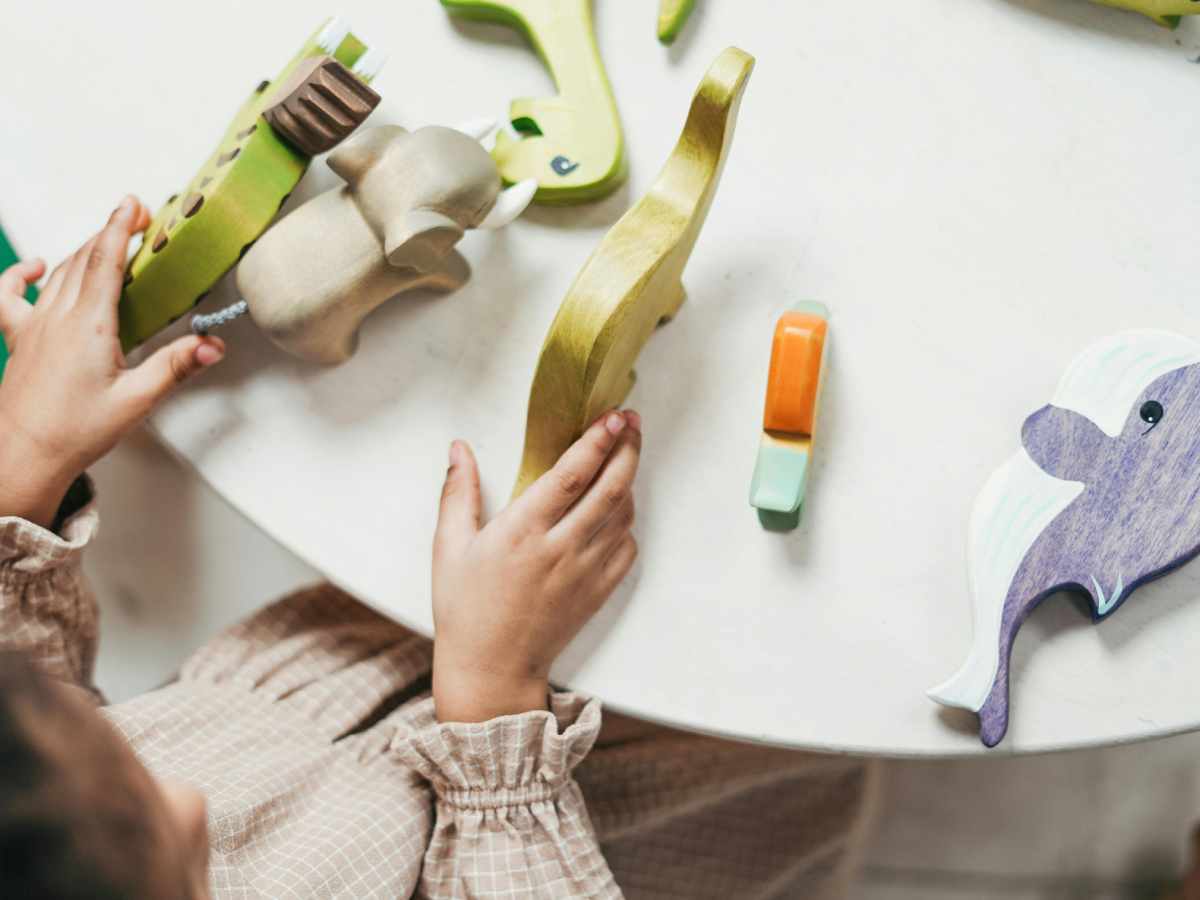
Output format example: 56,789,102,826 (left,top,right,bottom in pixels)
0,490,879,899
